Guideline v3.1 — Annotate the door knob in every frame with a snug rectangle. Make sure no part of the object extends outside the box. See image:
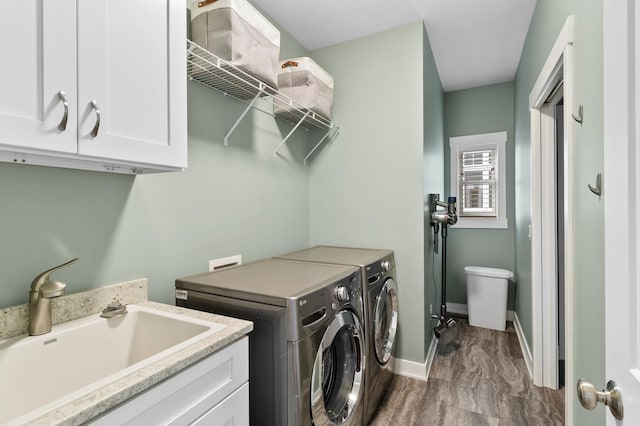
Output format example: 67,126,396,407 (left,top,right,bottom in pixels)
577,379,623,420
